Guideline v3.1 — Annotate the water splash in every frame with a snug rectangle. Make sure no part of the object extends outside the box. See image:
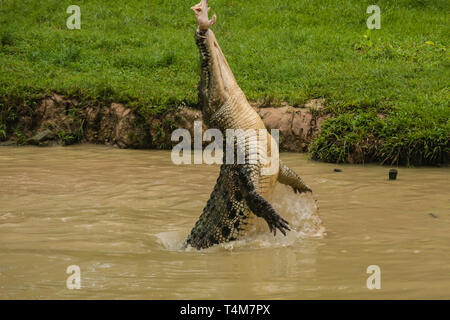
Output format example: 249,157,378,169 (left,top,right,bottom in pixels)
156,185,324,251
155,231,185,251
214,186,325,251
272,184,325,239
